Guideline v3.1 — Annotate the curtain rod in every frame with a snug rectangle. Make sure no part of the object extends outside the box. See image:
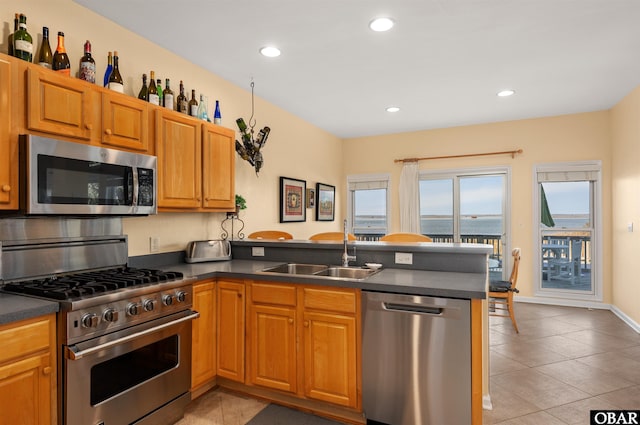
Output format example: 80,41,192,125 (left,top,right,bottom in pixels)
394,148,523,163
